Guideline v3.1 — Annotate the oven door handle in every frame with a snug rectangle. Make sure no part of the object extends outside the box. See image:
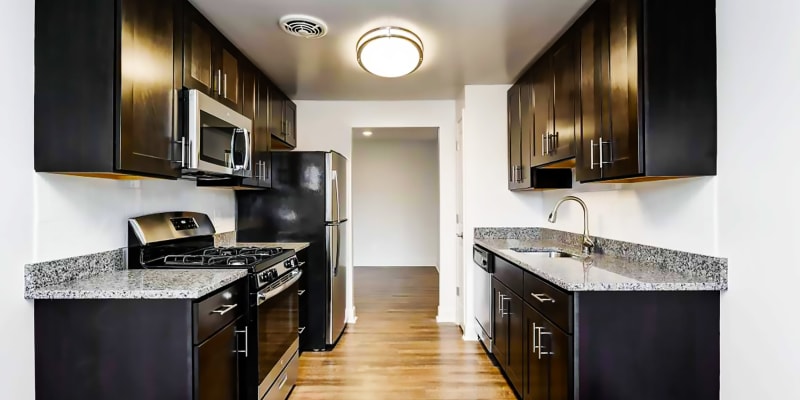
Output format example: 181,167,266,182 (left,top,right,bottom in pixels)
256,271,303,305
